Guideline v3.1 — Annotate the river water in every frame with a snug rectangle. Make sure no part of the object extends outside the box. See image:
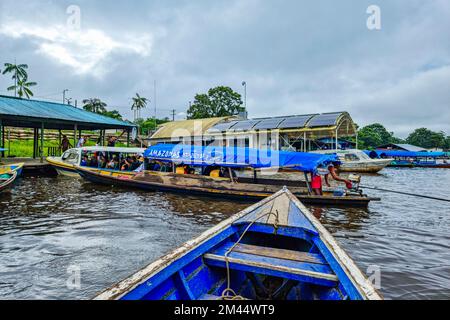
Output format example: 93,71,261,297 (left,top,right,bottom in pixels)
0,168,449,300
